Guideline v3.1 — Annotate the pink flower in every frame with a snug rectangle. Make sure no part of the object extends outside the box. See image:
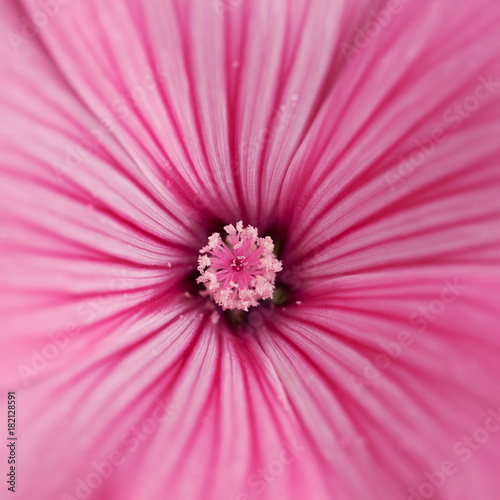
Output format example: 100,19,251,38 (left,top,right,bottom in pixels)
1,1,500,499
